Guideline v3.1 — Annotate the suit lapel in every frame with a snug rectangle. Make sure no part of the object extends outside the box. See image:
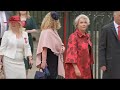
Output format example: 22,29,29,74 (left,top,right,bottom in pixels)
5,11,13,21
5,11,9,21
111,22,118,40
5,11,10,30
